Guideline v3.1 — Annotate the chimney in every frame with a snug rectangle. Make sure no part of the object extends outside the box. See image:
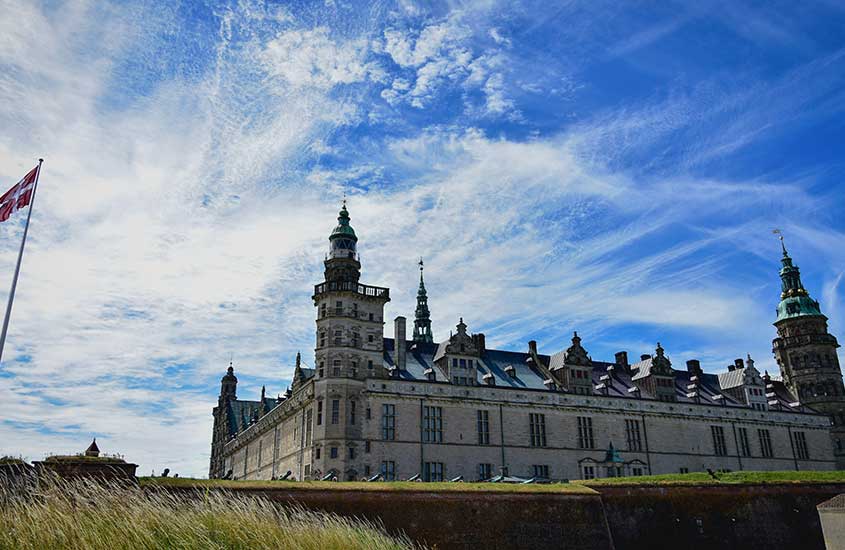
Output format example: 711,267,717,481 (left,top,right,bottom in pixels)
394,316,407,370
615,351,629,371
640,354,651,361
473,333,486,353
686,359,702,376
734,358,744,370
727,364,735,372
